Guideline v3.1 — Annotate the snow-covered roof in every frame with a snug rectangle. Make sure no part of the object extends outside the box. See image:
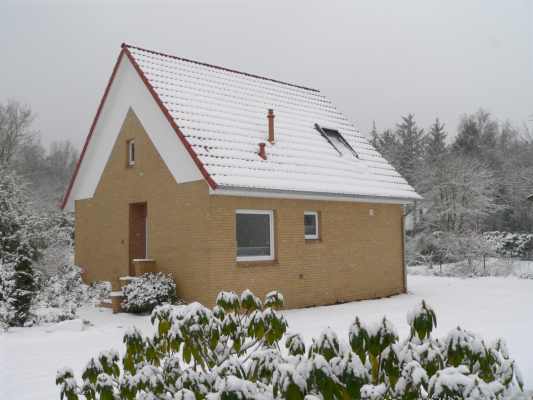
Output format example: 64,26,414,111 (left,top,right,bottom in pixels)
125,44,420,202
63,44,421,208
